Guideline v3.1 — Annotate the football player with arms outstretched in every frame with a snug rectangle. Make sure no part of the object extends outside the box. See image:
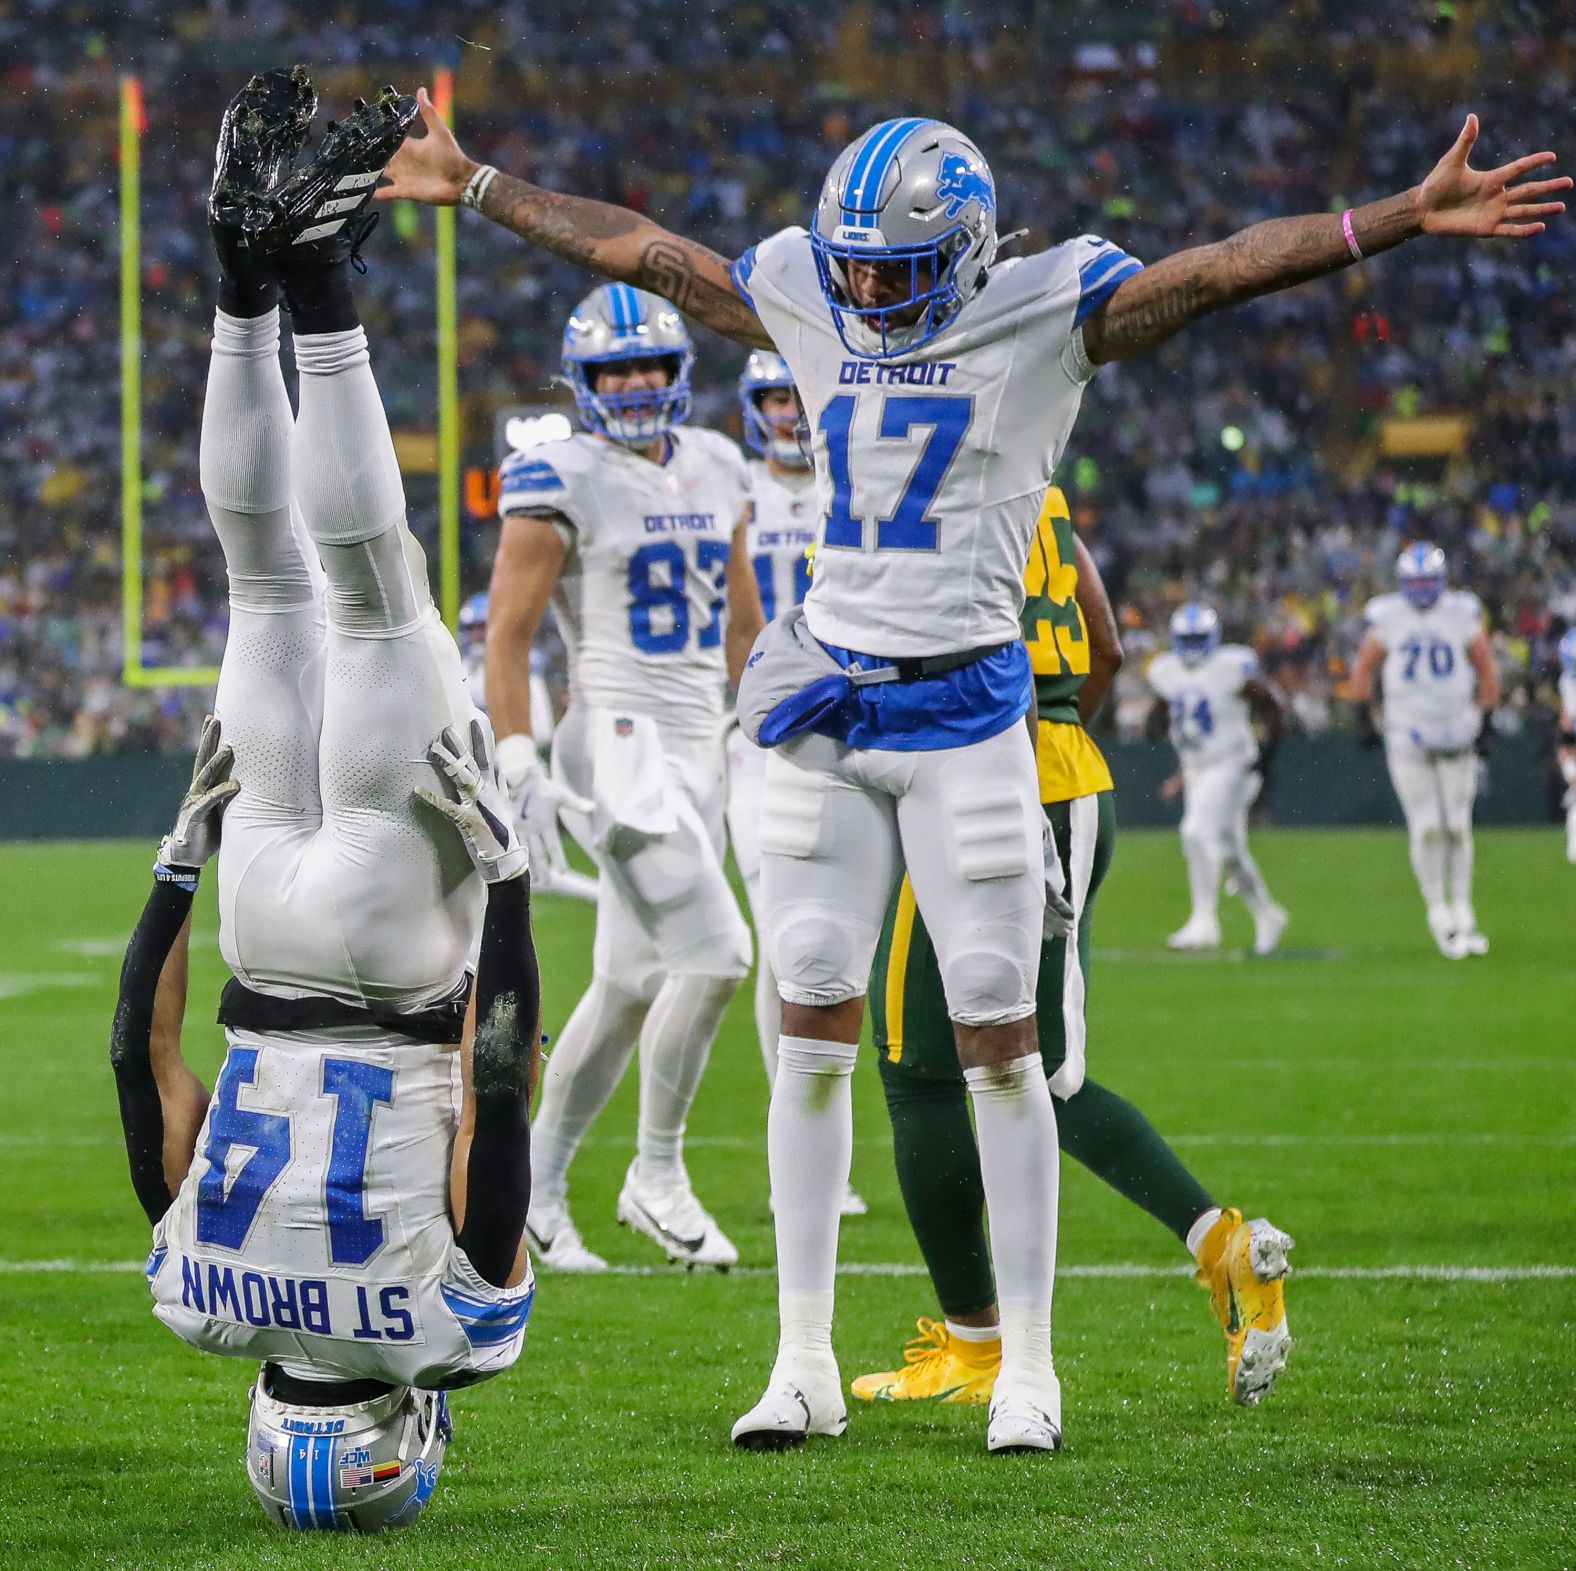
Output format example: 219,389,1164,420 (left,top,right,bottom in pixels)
485,287,764,1272
1555,628,1576,863
726,351,865,1218
859,491,1293,1409
1146,604,1290,954
110,71,540,1532
1351,543,1500,957
381,94,1564,1452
